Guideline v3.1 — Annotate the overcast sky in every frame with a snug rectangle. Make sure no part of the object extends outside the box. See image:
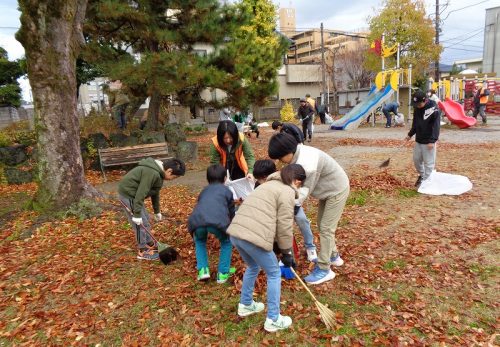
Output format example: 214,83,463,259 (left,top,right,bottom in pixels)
0,0,496,99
